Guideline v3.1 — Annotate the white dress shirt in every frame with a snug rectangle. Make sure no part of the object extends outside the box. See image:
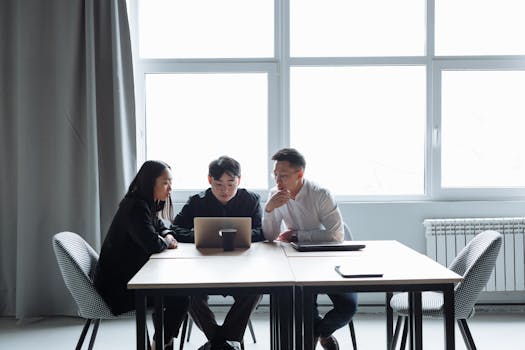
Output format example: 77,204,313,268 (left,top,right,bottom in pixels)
262,179,344,243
